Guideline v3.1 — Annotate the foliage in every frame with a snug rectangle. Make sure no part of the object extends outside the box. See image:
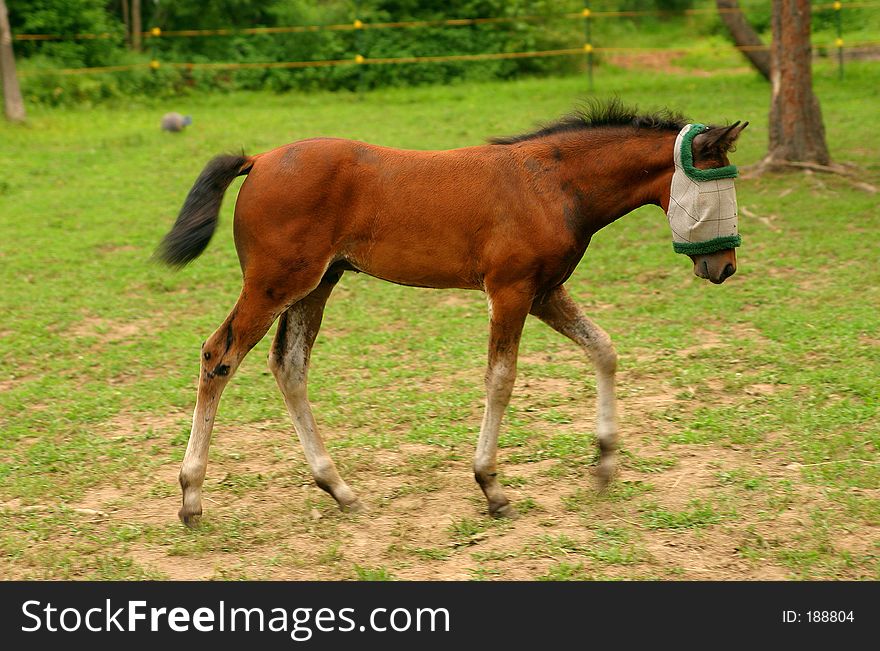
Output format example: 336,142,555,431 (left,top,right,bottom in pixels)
11,0,581,103
8,1,880,104
8,0,124,67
